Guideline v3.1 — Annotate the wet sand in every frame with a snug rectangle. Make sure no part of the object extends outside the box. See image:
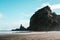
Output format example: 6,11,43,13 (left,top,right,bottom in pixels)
0,31,60,40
